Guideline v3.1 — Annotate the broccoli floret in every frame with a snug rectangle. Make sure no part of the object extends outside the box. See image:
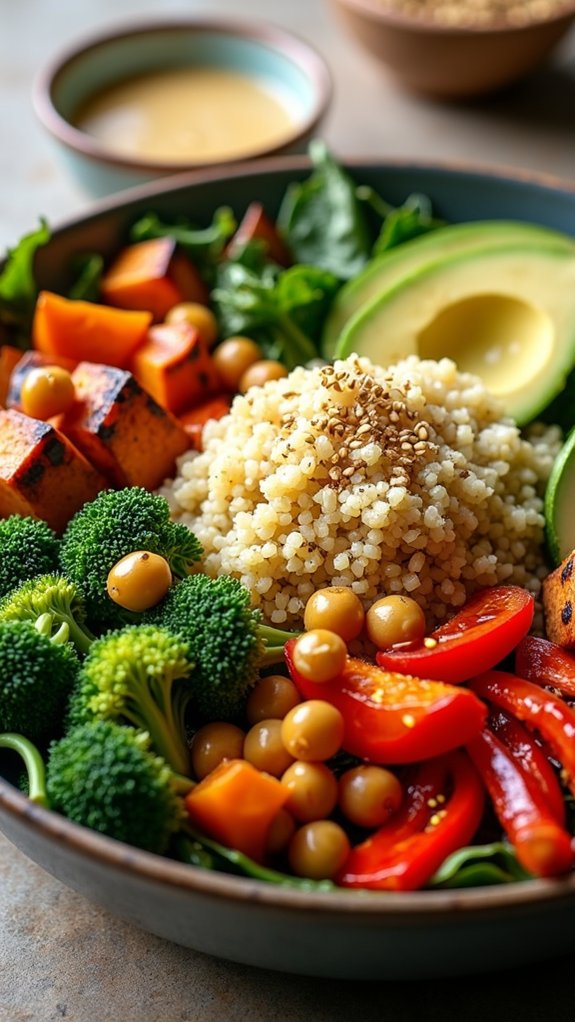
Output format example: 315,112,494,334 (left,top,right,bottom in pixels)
151,574,296,720
67,624,194,775
59,487,203,629
0,723,189,854
0,618,79,741
0,515,61,599
0,574,95,655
